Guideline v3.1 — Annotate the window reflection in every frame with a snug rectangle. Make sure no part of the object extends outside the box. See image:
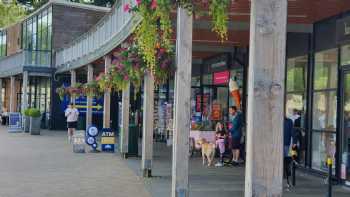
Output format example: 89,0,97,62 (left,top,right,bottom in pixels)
314,49,338,90
0,30,6,57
